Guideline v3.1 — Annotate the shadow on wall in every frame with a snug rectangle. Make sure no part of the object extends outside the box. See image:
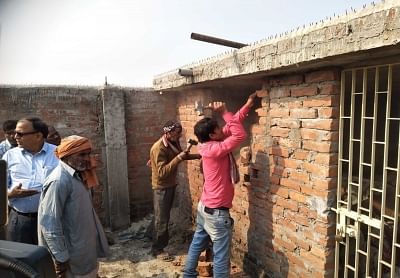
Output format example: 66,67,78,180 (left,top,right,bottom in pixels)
241,149,288,278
